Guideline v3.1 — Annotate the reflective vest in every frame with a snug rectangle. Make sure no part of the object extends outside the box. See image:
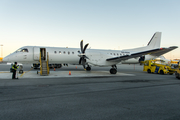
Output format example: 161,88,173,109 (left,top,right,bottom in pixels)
12,64,19,70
